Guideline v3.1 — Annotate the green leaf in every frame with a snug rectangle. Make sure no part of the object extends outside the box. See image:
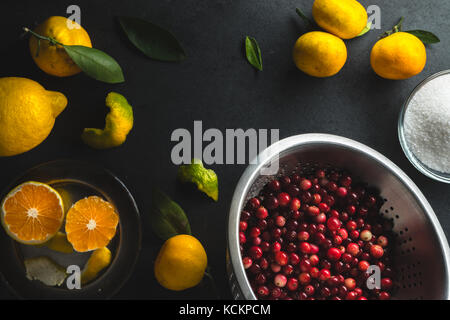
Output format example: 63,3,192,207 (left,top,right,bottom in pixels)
357,21,372,37
245,36,263,71
178,159,218,201
295,8,314,27
406,30,440,44
118,16,186,62
150,189,191,241
64,45,124,83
